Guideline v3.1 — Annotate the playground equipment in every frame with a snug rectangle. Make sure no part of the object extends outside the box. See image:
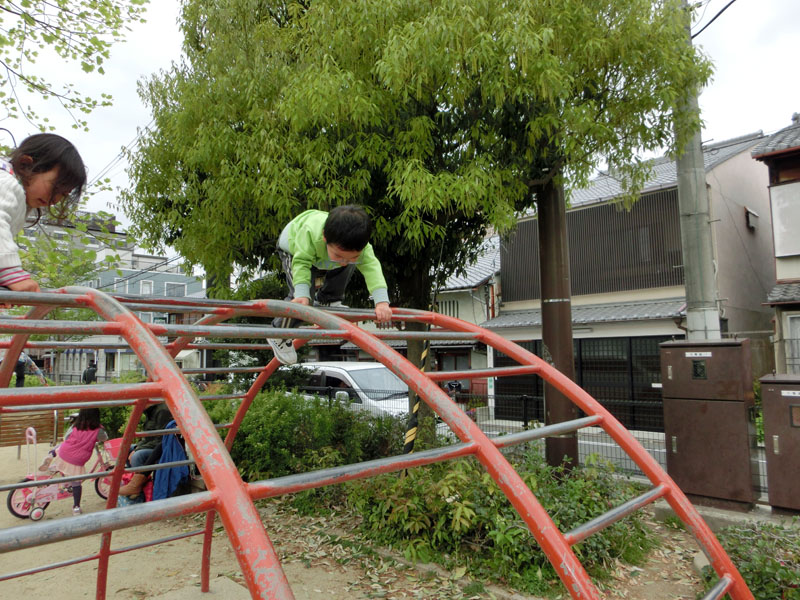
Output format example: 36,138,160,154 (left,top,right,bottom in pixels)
0,287,752,599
